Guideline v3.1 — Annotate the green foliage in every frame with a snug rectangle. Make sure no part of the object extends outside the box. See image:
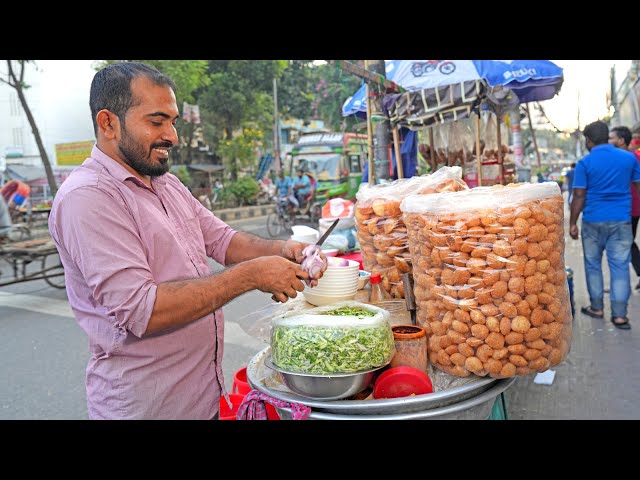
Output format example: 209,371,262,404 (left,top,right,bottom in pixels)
173,165,192,187
279,60,316,121
200,60,286,141
309,61,363,131
227,176,260,206
218,127,264,181
96,60,210,105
